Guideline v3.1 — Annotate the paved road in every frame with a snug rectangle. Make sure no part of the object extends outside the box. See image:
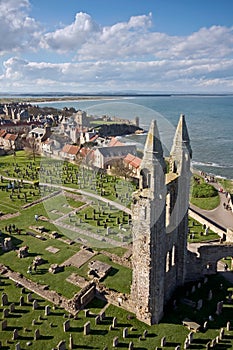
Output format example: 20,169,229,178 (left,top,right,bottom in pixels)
190,180,233,231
